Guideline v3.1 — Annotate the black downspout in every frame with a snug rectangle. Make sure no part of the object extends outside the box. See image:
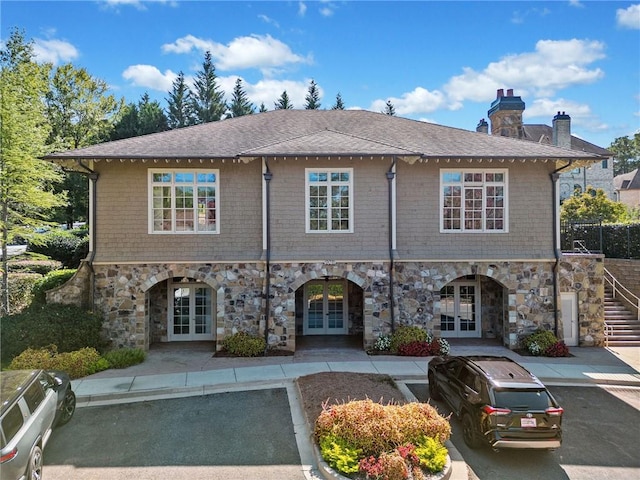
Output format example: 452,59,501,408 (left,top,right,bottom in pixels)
387,158,396,332
263,159,273,354
550,160,574,337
